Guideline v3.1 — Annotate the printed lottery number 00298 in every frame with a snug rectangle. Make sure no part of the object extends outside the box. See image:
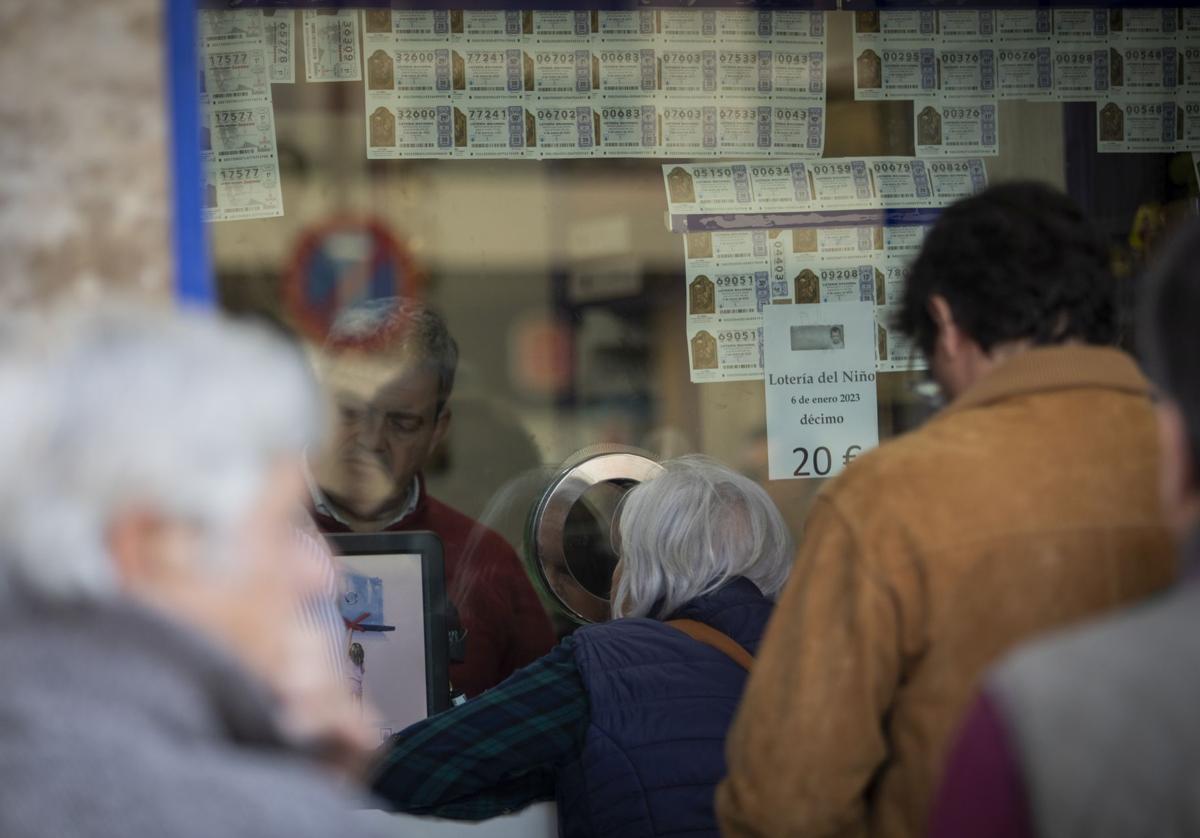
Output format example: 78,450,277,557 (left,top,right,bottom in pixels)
792,444,864,477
